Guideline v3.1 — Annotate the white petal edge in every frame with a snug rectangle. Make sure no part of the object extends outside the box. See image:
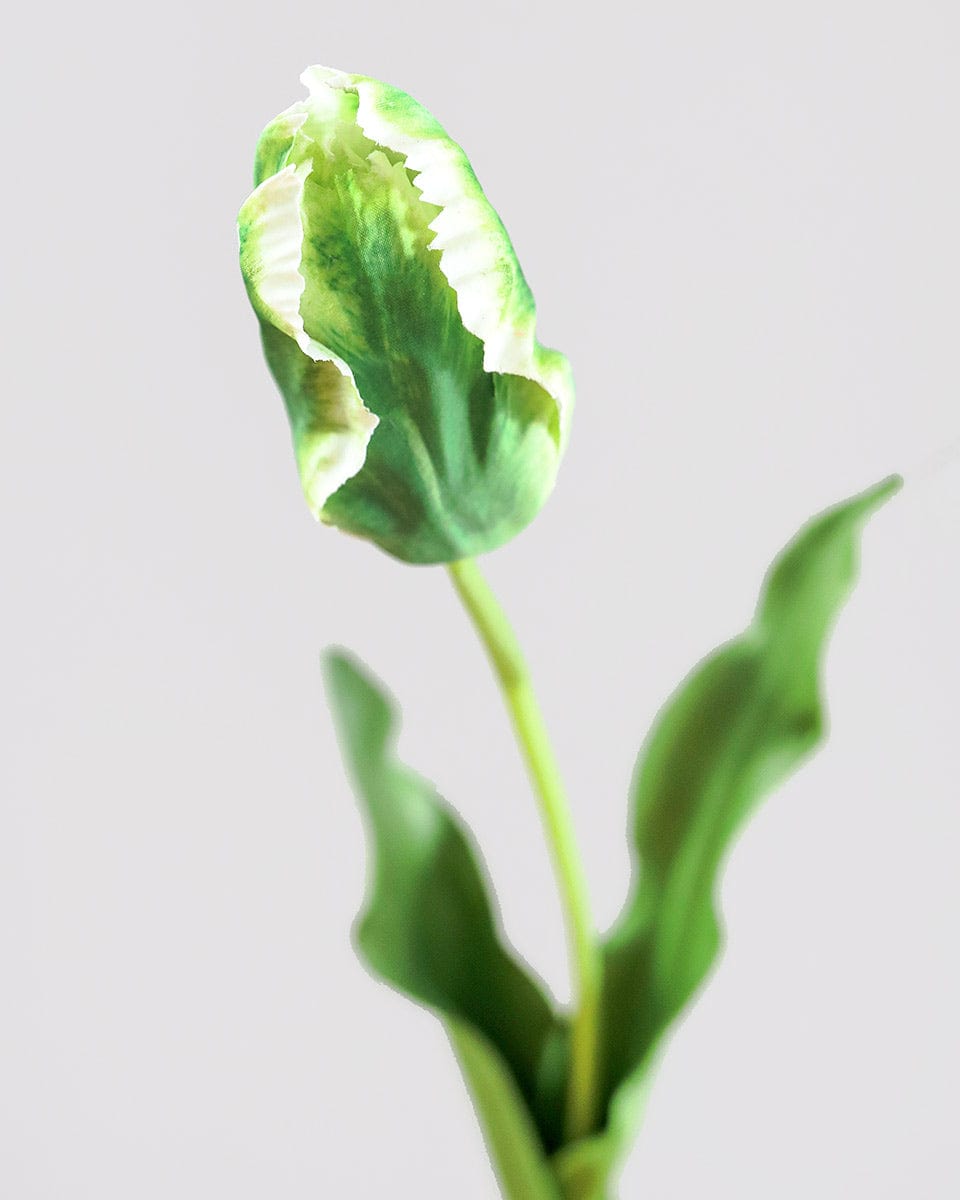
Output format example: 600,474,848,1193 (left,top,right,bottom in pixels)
301,65,573,448
238,160,379,515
